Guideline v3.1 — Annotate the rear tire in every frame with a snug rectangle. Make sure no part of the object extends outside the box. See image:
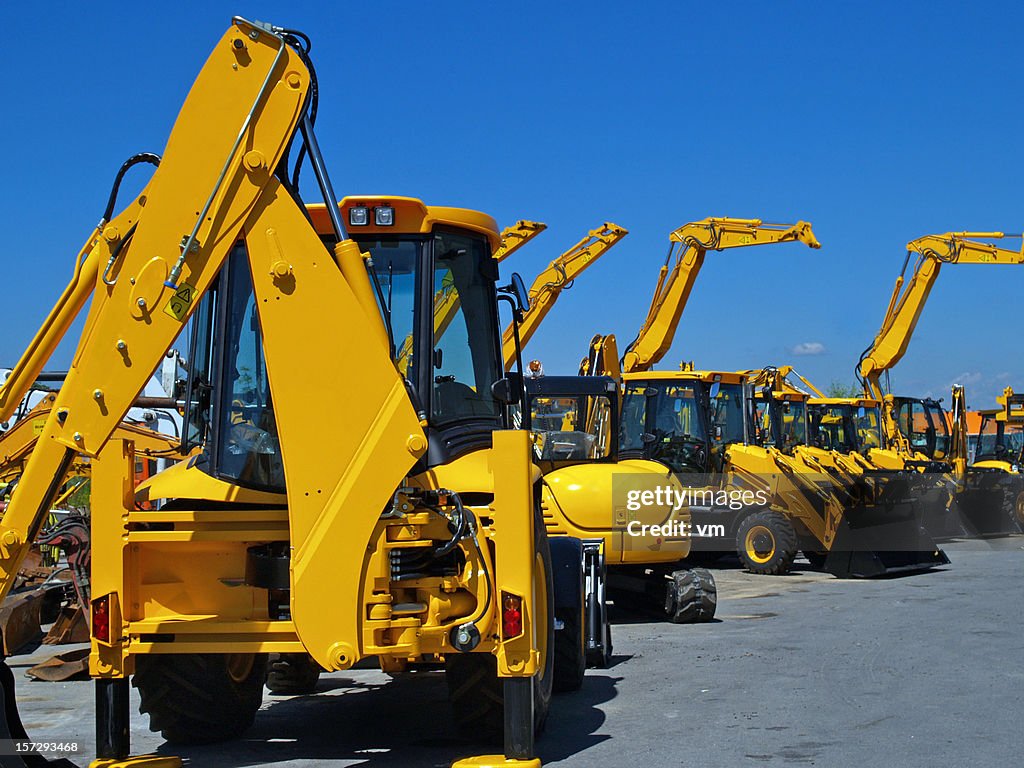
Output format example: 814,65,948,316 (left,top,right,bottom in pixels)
134,653,267,744
664,567,717,623
446,502,554,747
553,606,585,692
736,510,798,575
266,653,322,695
